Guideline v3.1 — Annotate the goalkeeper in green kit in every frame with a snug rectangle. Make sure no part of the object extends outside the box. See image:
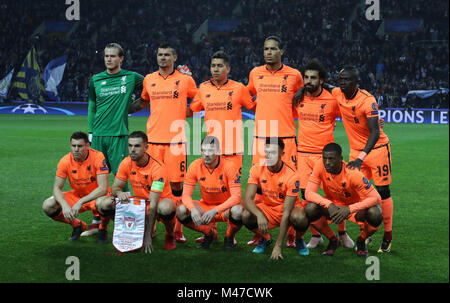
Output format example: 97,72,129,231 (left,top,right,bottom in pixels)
84,43,144,235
